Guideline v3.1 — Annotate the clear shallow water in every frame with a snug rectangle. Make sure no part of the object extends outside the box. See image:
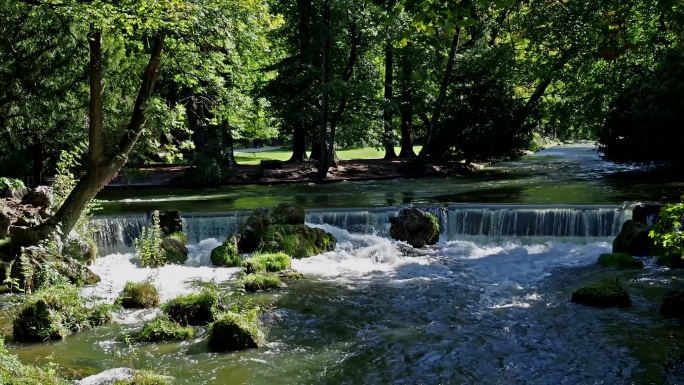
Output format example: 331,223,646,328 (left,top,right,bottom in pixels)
96,145,684,215
5,226,684,384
